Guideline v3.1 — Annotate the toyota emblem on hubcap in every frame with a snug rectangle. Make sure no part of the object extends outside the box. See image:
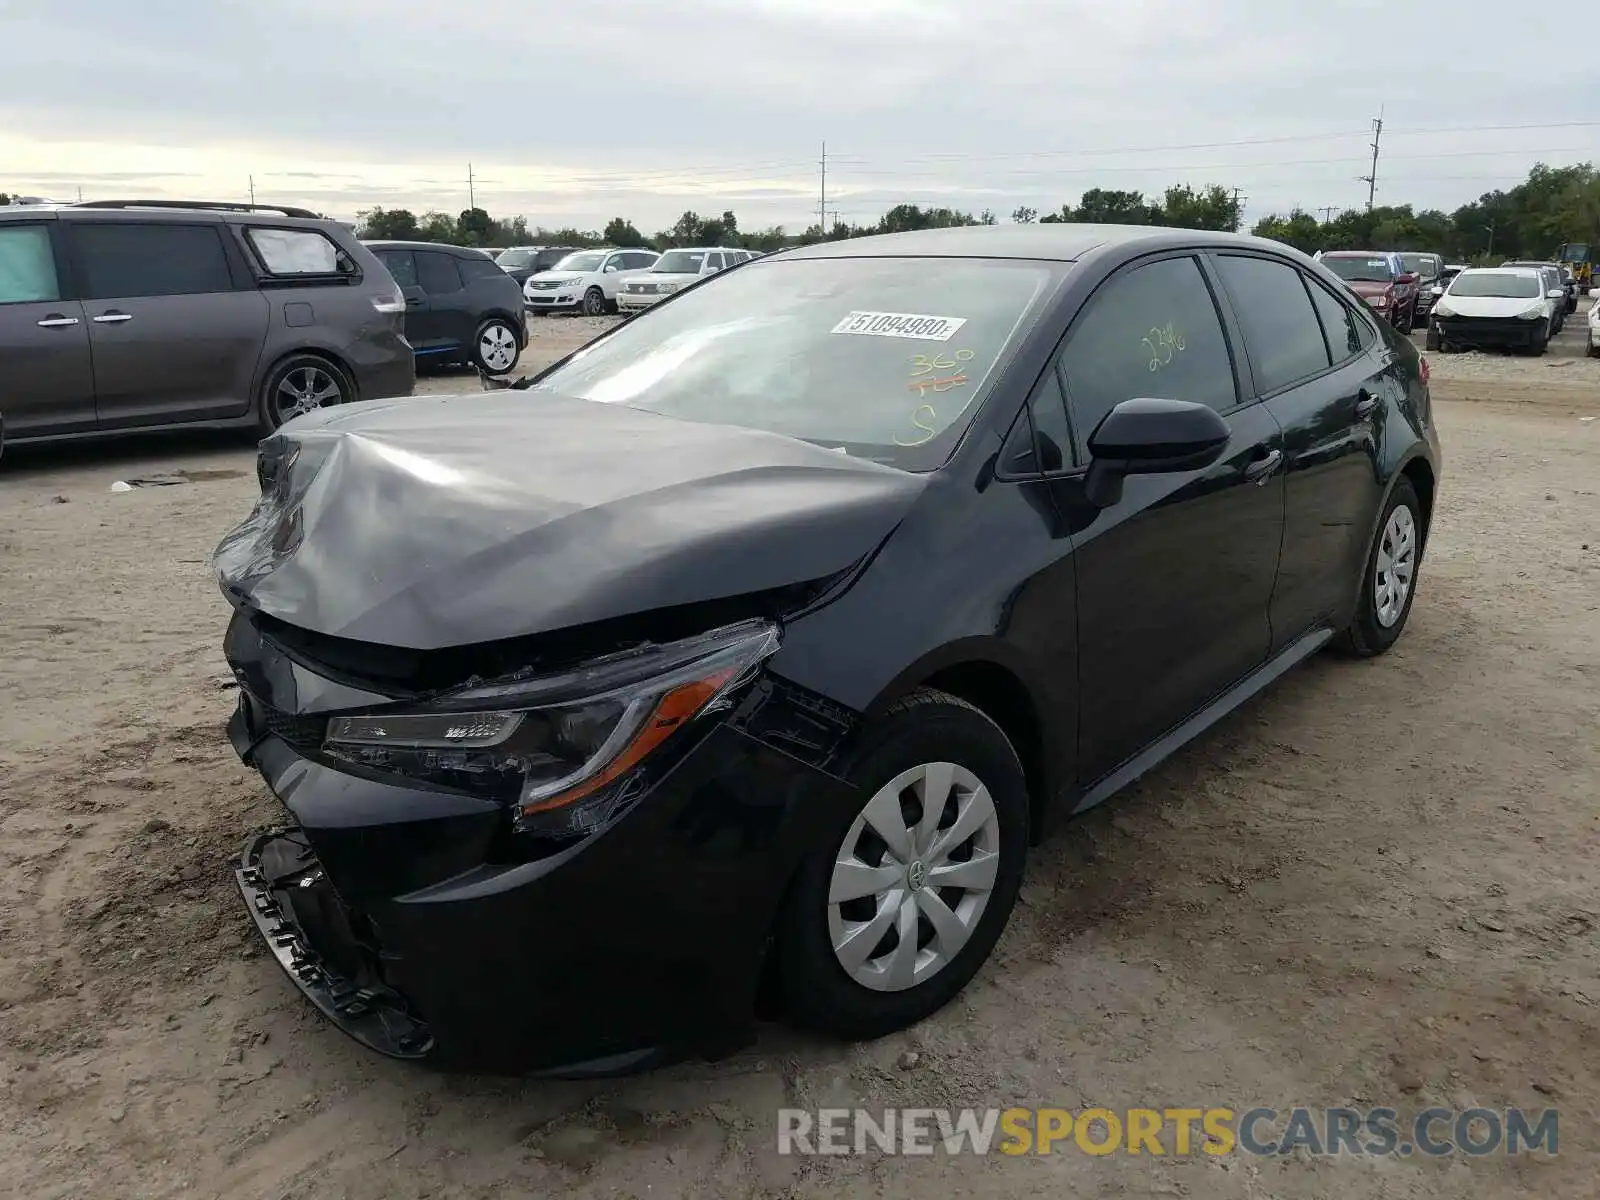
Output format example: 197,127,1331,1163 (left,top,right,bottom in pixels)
906,860,927,891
